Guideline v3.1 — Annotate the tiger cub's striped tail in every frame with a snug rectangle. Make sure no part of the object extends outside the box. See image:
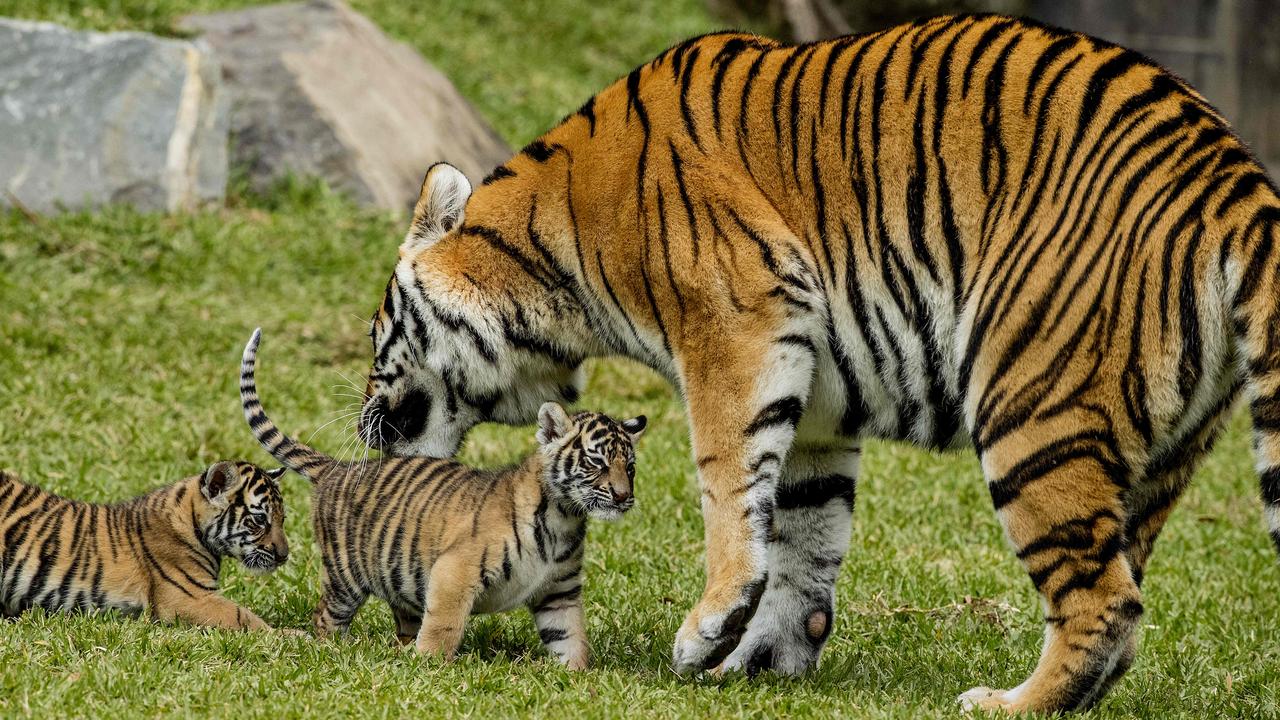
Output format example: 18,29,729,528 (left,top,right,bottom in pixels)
240,328,336,481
